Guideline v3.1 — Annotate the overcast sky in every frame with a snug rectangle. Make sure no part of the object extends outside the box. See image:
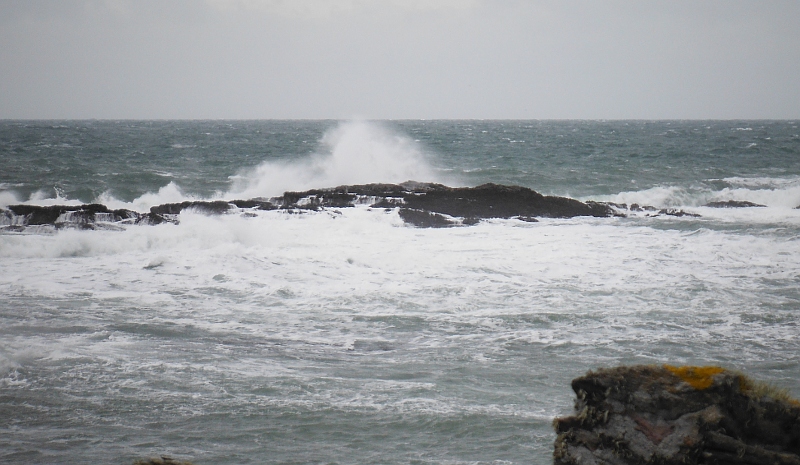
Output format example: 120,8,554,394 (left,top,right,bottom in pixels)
1,0,799,119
